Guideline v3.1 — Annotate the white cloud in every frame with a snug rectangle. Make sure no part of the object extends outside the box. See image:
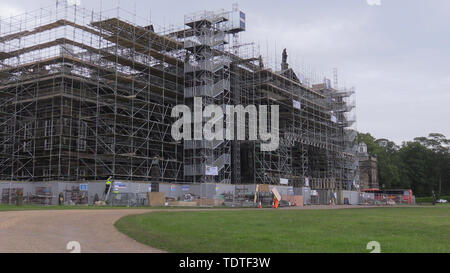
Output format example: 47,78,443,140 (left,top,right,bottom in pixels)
367,0,381,6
